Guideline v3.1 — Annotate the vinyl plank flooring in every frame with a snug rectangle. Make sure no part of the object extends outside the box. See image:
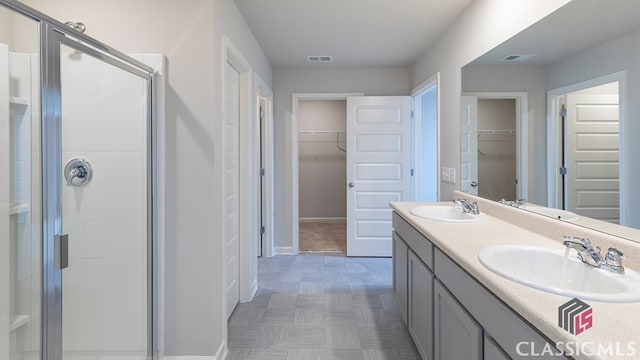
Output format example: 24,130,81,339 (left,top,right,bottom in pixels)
228,254,419,359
